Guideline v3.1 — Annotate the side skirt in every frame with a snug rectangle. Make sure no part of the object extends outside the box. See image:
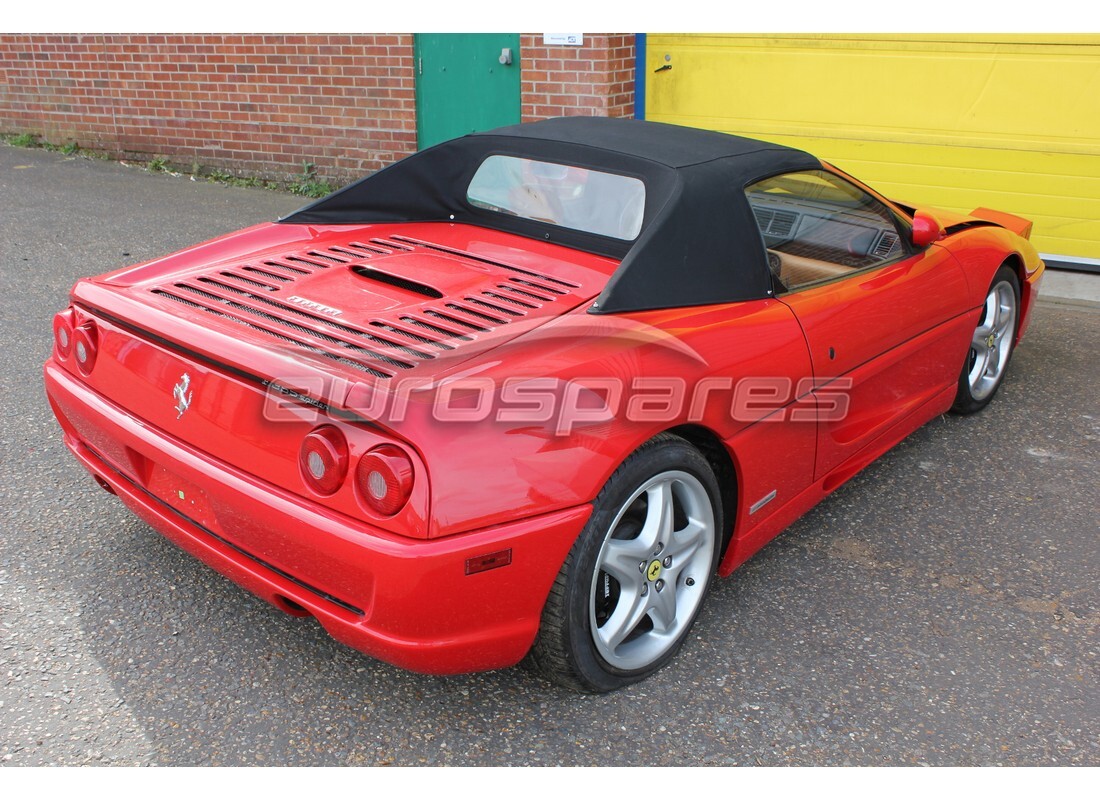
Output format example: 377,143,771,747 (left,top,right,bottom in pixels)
718,383,956,576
